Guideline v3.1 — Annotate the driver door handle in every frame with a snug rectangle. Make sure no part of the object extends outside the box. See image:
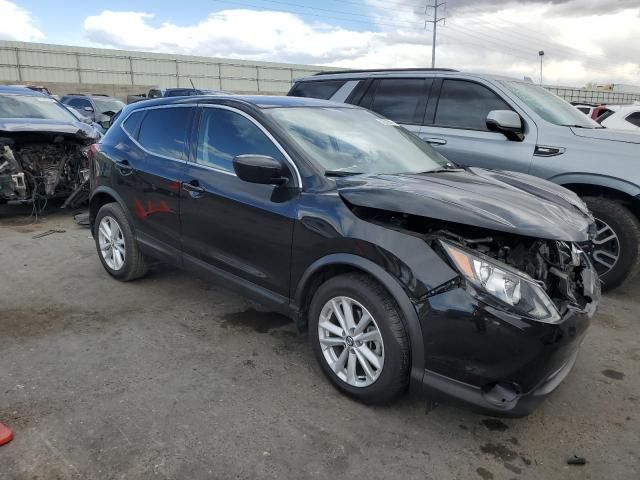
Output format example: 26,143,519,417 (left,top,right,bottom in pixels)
425,138,447,146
